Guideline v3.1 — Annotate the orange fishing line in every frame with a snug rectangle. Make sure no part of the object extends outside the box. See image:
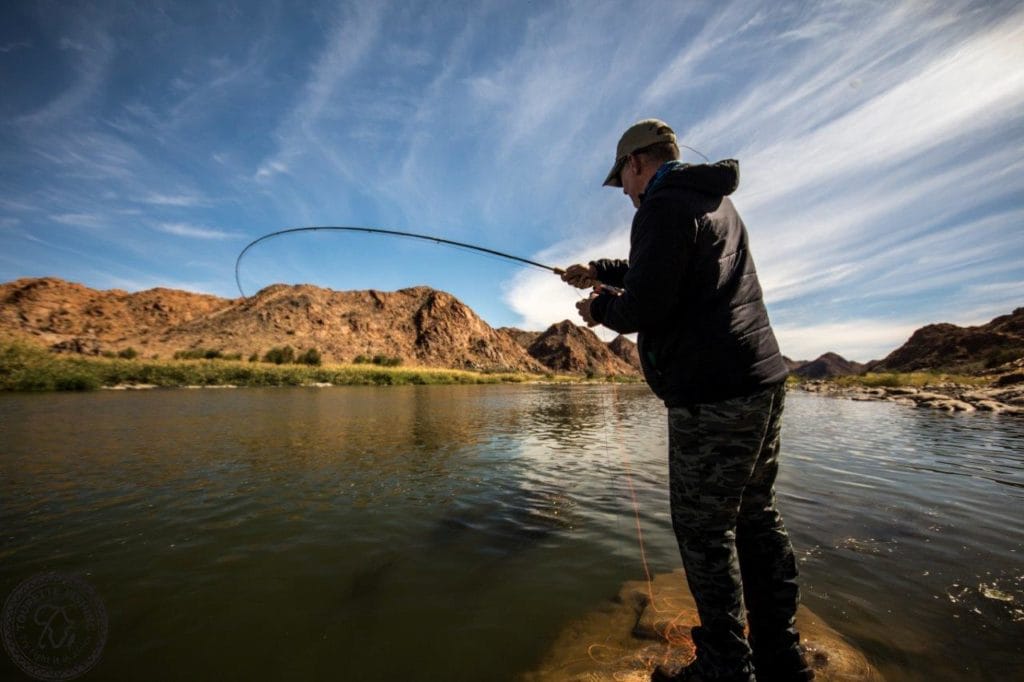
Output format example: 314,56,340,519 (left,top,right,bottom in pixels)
591,386,694,674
